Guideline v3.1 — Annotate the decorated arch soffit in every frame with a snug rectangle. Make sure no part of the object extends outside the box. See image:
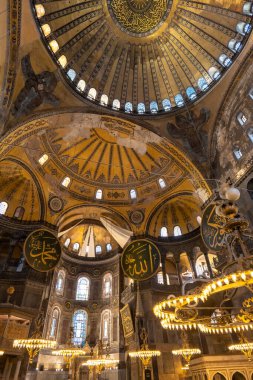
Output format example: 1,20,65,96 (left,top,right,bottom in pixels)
31,0,253,115
0,113,211,235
